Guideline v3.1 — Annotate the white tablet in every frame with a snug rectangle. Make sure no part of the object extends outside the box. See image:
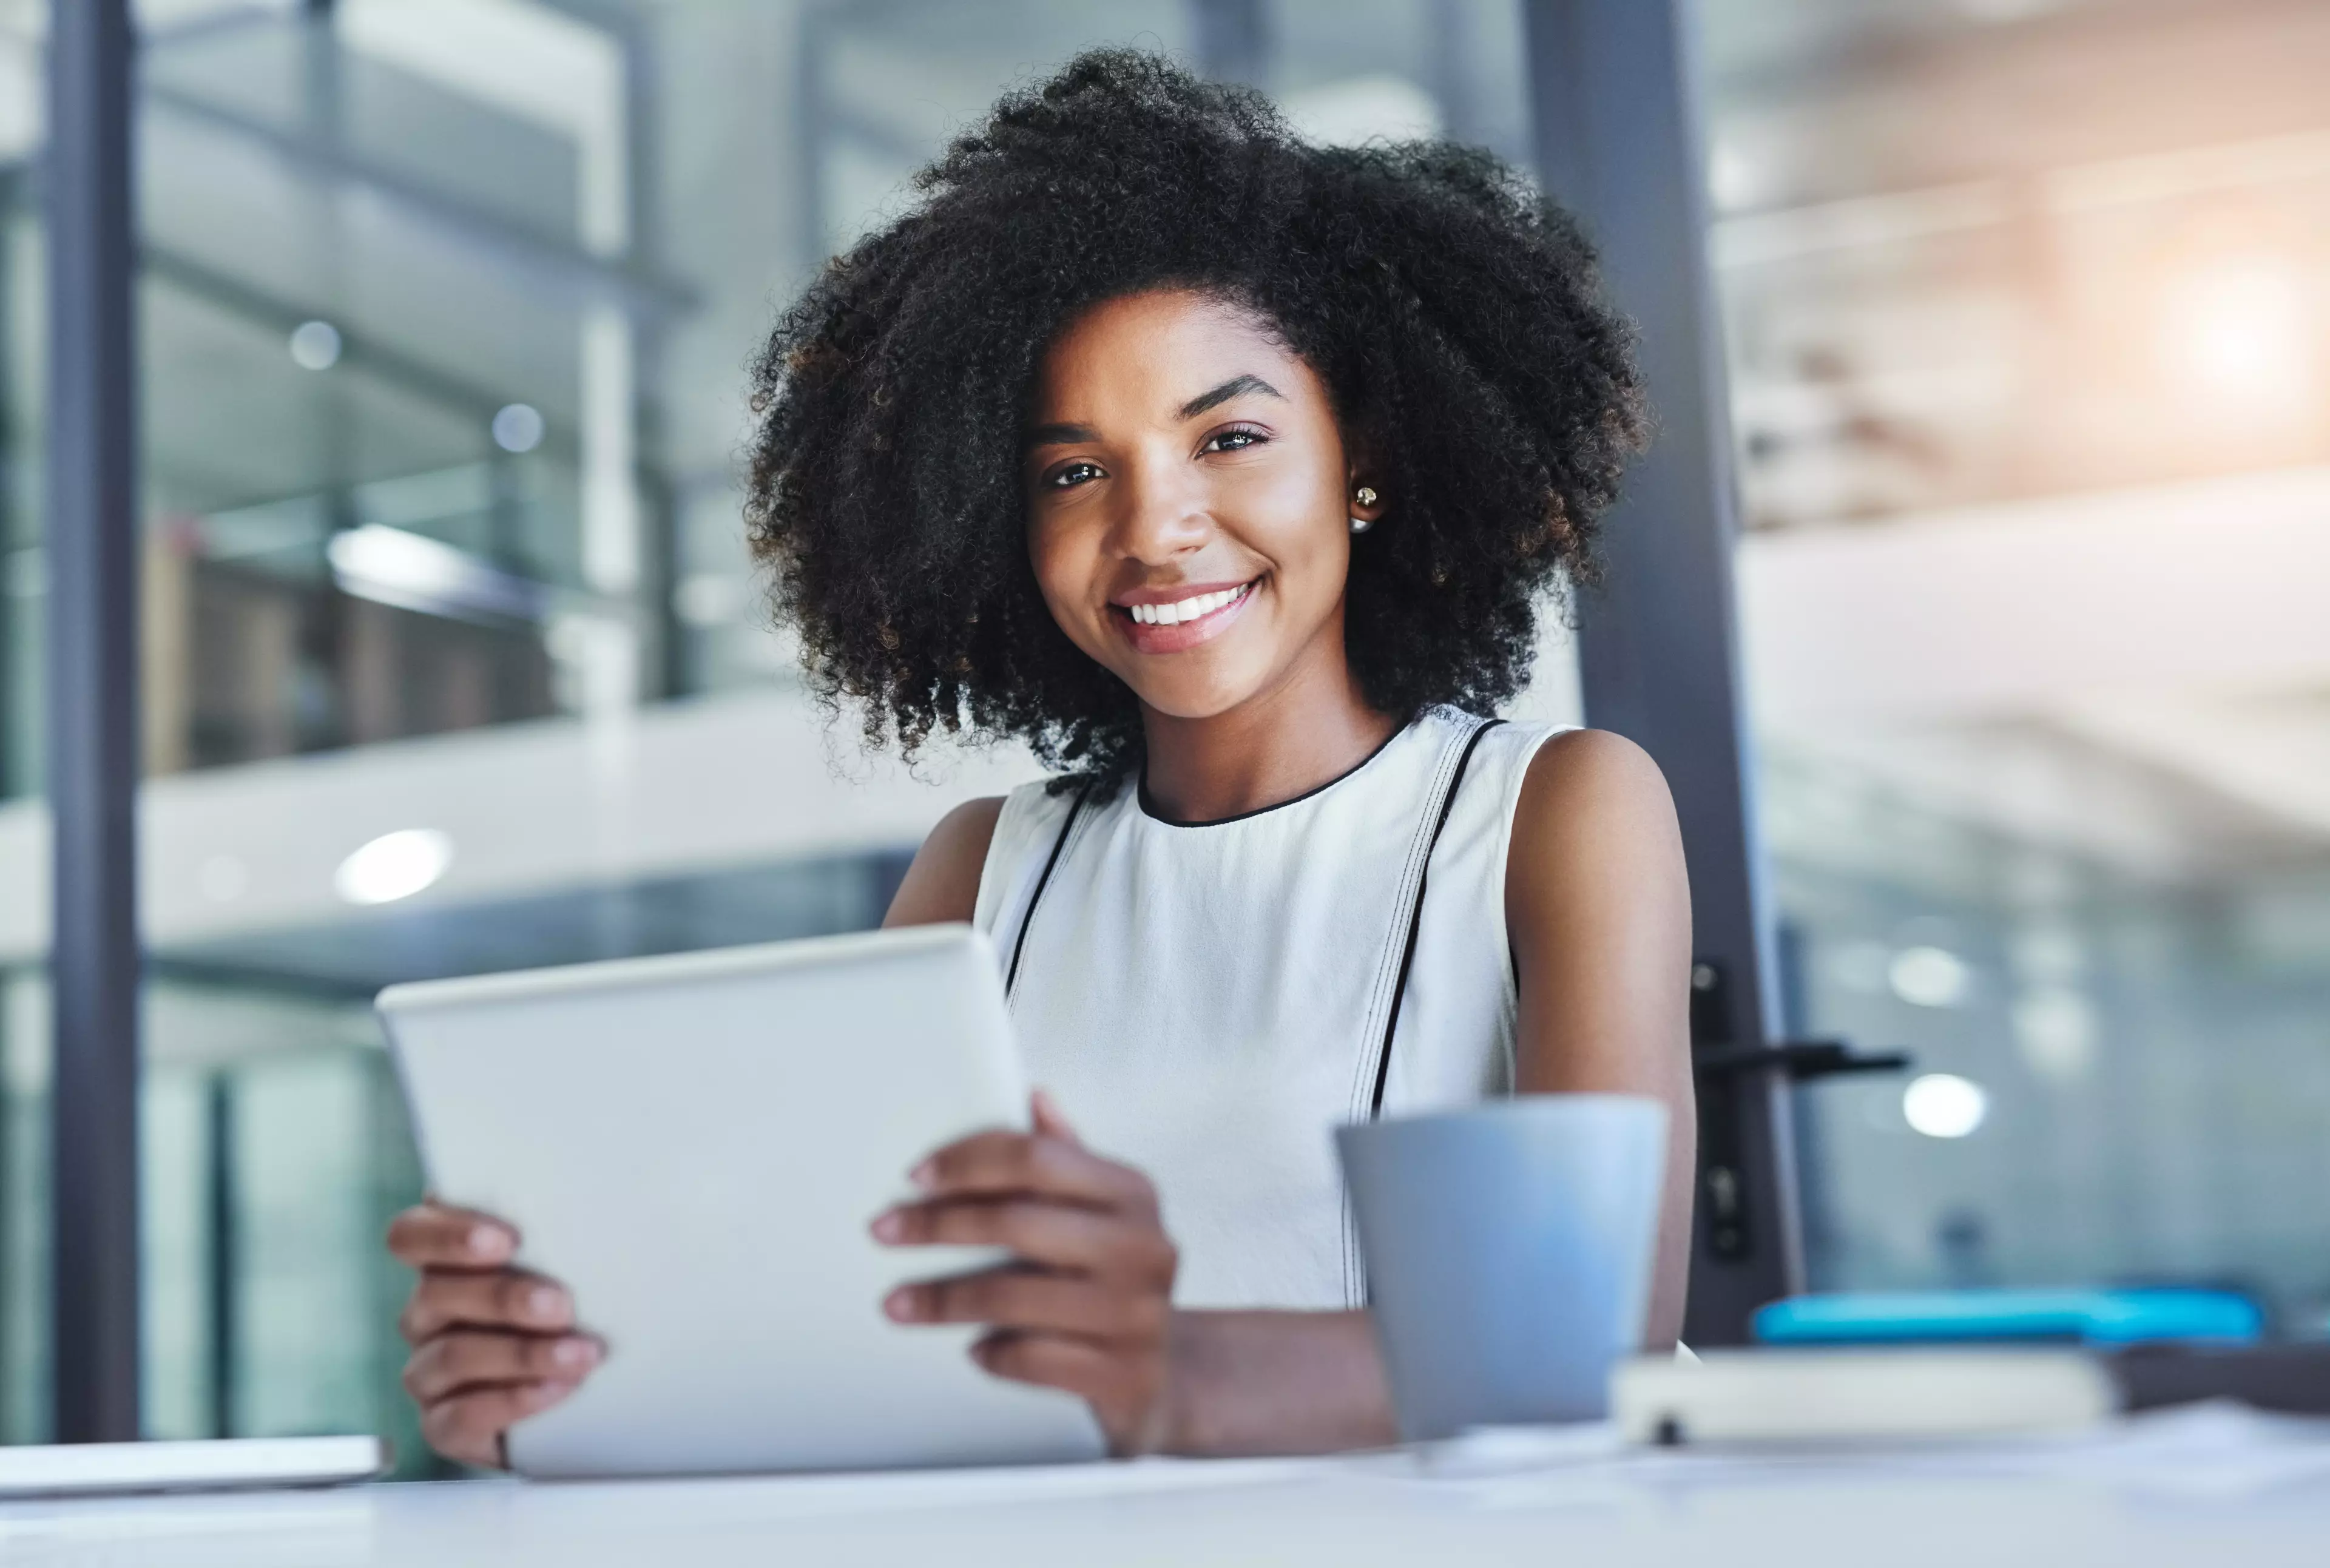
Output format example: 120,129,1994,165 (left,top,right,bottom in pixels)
379,923,1106,1479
